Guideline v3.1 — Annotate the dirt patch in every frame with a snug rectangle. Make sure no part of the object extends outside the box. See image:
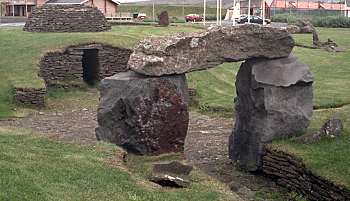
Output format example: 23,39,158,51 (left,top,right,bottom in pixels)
0,108,97,144
185,113,285,200
0,106,285,200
